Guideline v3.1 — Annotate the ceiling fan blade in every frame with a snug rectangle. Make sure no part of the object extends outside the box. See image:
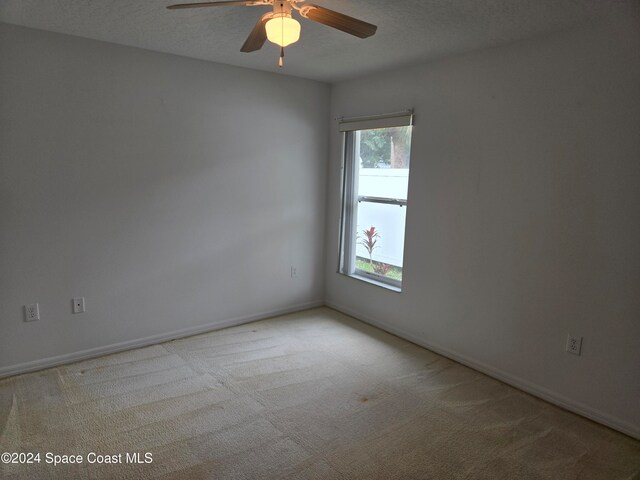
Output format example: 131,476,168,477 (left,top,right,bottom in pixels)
299,5,377,39
241,12,273,52
167,1,269,10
